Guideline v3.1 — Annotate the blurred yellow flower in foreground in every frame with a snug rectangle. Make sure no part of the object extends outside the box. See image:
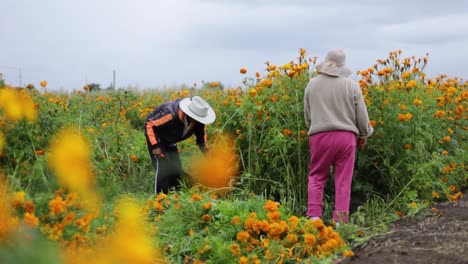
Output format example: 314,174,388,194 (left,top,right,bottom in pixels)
48,127,100,211
0,132,4,152
0,86,37,122
100,198,162,264
191,134,239,190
